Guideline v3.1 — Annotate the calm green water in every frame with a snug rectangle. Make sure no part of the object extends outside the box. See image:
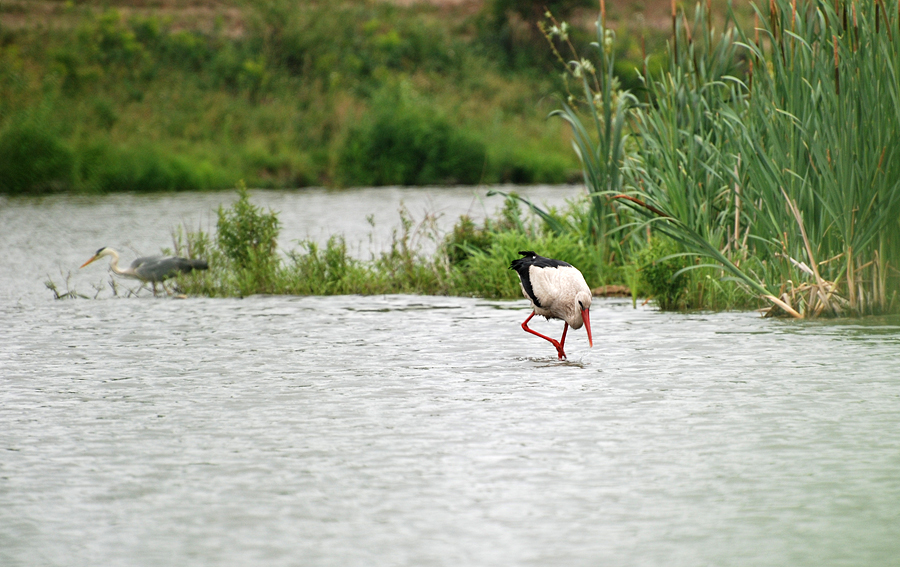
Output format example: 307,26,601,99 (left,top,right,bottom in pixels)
1,188,899,566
